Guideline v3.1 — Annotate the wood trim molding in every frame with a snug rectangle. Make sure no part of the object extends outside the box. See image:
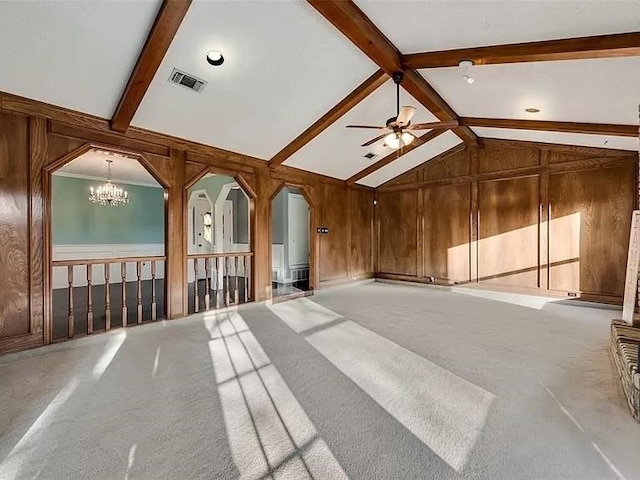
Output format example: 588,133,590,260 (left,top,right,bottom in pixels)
460,117,638,137
269,69,387,168
346,129,447,186
306,0,477,145
403,32,640,68
111,0,192,132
